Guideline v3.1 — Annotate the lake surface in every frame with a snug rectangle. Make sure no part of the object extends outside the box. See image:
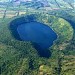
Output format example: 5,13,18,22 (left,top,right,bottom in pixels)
17,22,57,49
